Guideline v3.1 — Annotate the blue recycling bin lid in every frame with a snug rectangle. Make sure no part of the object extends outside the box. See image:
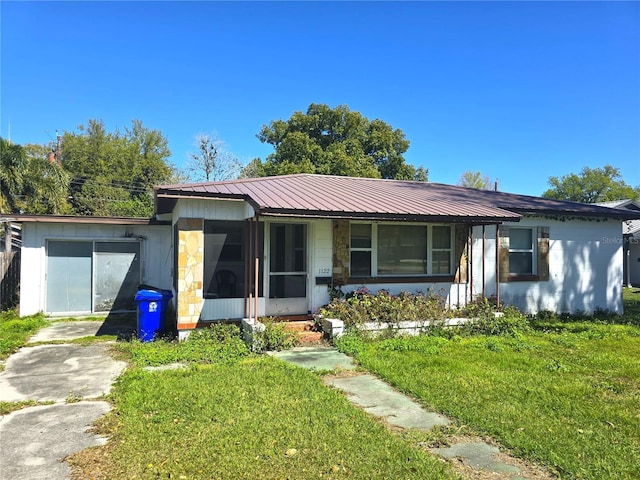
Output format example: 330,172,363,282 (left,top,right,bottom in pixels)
135,289,164,302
